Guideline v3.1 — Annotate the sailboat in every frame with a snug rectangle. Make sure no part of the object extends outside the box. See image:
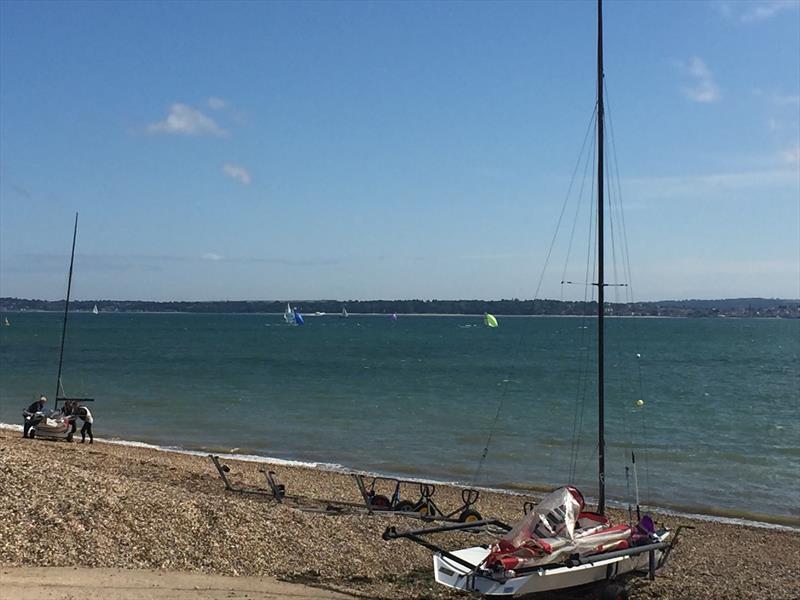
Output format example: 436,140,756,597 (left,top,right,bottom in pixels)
340,306,349,318
92,304,99,315
283,303,295,325
3,317,9,326
484,313,498,328
29,212,94,441
383,3,674,597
